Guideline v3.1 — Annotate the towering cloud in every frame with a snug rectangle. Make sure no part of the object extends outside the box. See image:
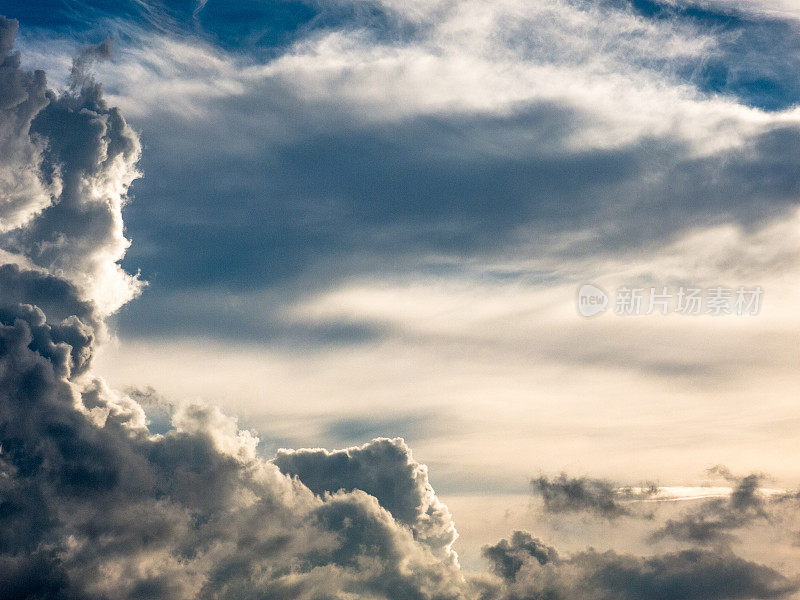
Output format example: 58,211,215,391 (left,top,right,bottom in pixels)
0,17,467,600
0,16,141,320
0,16,53,233
275,438,459,563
